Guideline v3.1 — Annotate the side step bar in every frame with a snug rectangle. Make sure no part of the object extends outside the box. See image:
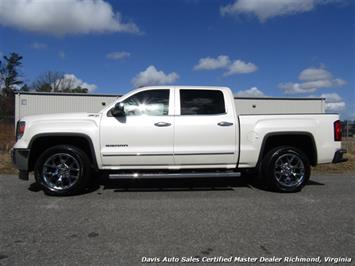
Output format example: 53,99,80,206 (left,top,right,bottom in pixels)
109,171,241,179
